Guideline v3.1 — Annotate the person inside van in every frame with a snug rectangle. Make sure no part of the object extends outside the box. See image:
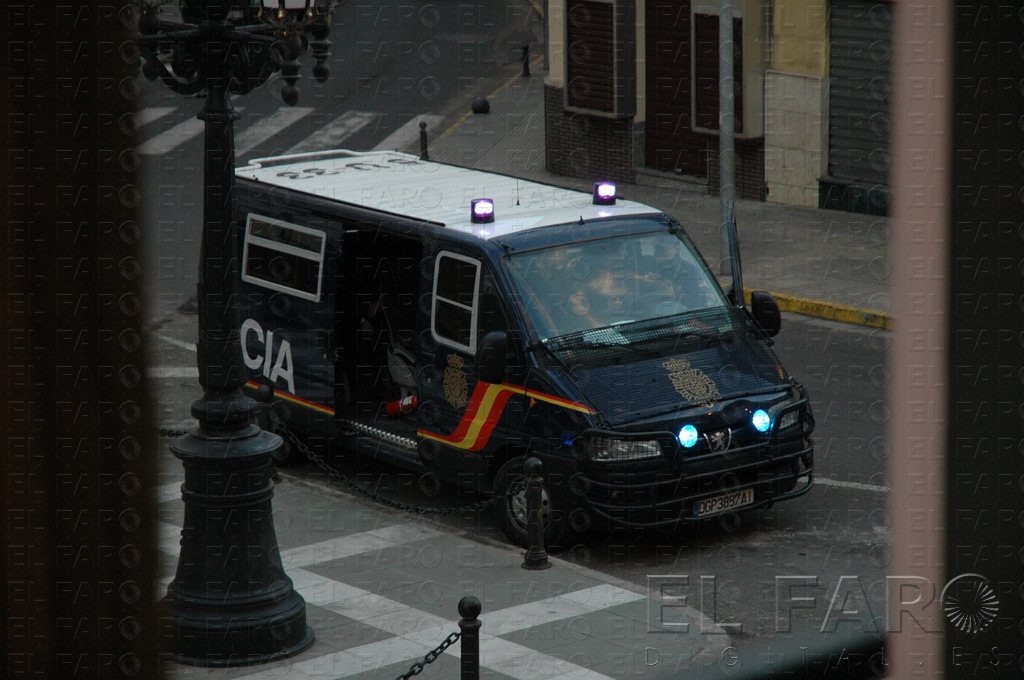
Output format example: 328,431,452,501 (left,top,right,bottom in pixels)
508,231,727,341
